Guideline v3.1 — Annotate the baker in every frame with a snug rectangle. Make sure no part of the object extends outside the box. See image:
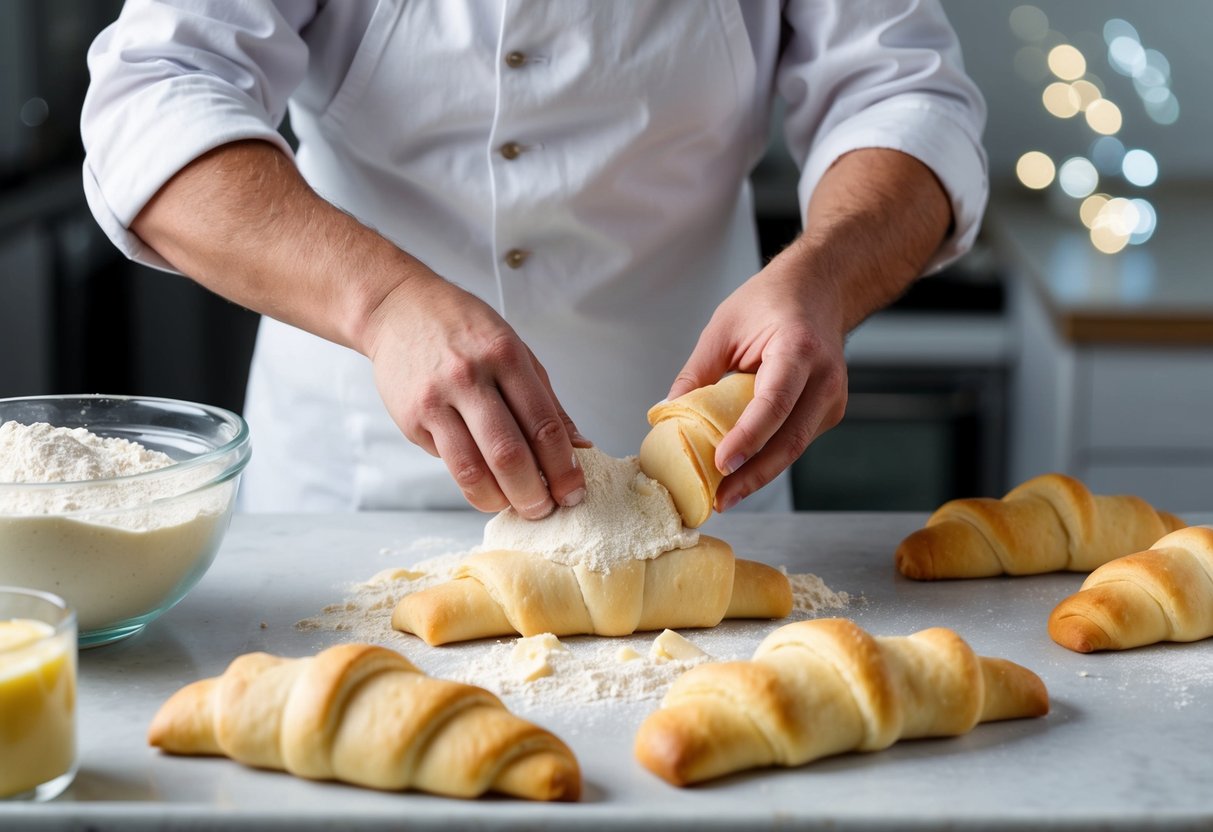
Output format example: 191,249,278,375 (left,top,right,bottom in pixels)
80,1,987,518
